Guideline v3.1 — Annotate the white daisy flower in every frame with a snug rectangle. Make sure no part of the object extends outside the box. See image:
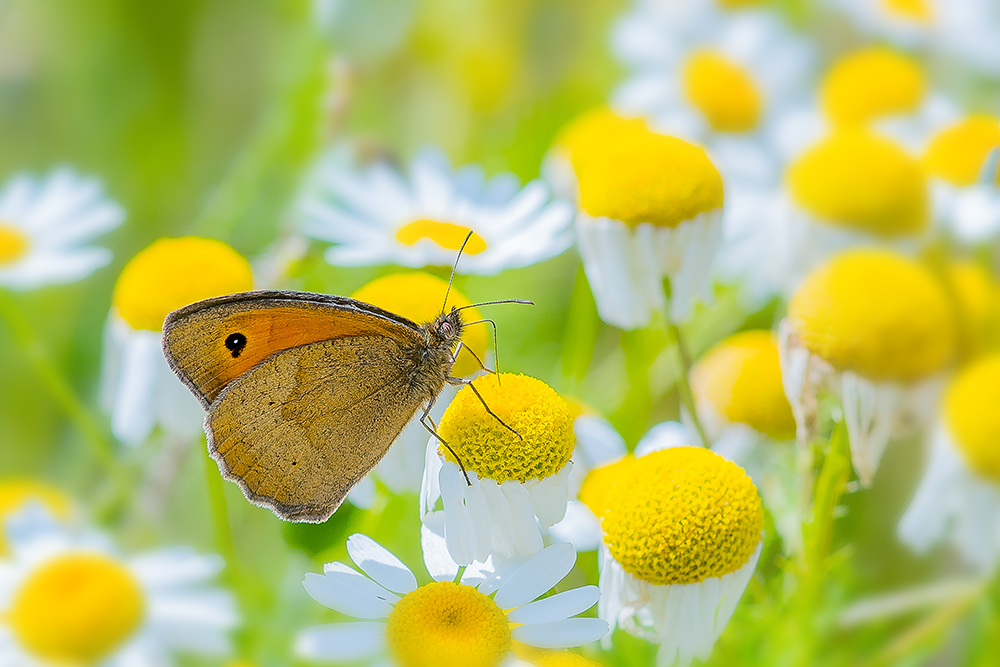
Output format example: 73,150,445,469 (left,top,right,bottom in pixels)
420,374,575,567
0,168,124,290
294,534,609,666
571,125,724,327
612,1,815,192
899,354,1000,573
344,271,490,508
595,446,764,667
100,236,254,446
779,249,956,486
298,145,574,274
824,0,1000,74
0,507,238,667
0,480,73,556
